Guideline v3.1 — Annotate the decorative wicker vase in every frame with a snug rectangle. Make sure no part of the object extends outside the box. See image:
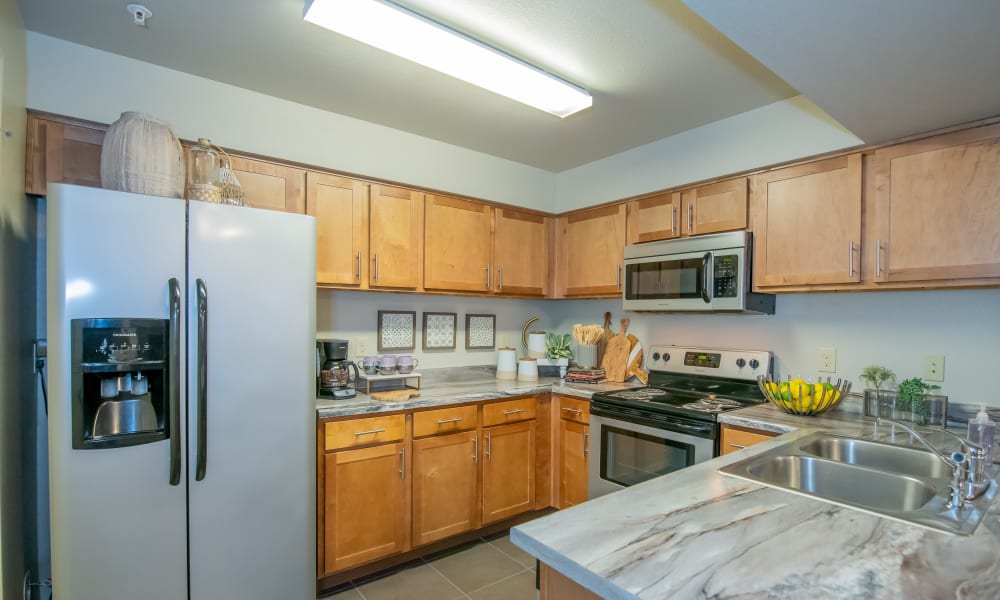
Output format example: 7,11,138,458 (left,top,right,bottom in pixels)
100,112,184,198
